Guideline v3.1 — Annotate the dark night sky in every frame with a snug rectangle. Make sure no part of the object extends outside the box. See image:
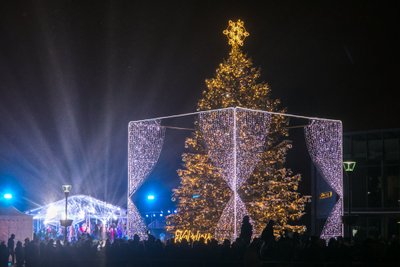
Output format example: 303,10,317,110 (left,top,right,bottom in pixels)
0,1,398,210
